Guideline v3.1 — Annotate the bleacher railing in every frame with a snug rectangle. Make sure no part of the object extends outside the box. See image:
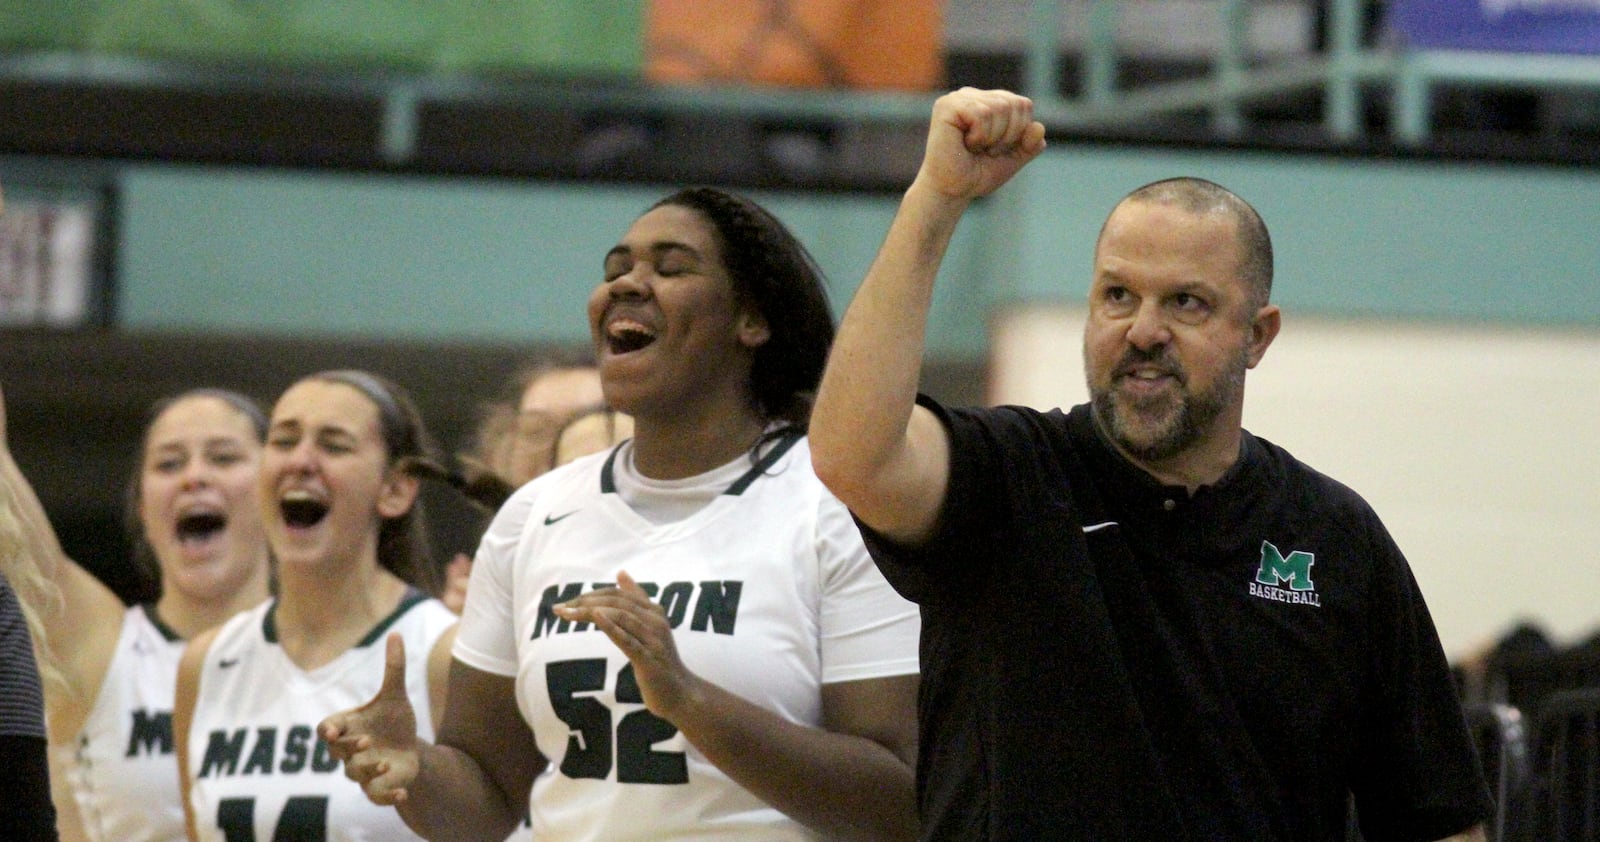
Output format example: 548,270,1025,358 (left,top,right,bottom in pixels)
3,0,1598,159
